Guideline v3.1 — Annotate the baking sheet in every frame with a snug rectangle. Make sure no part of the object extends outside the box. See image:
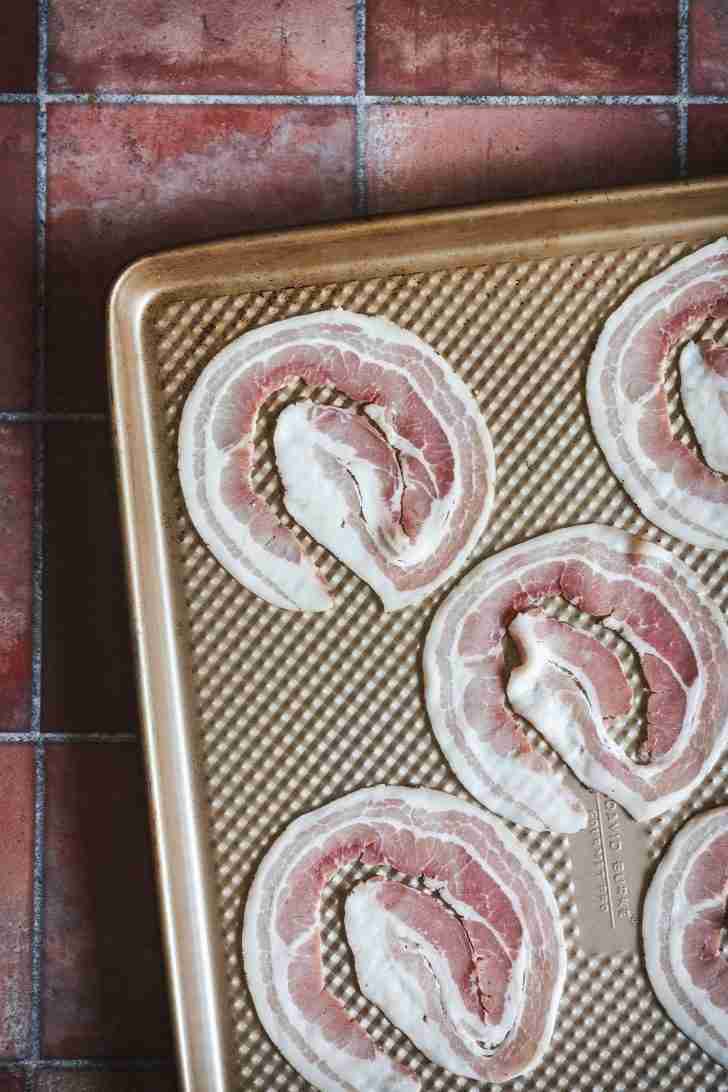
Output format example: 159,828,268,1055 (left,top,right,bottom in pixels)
109,179,728,1092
